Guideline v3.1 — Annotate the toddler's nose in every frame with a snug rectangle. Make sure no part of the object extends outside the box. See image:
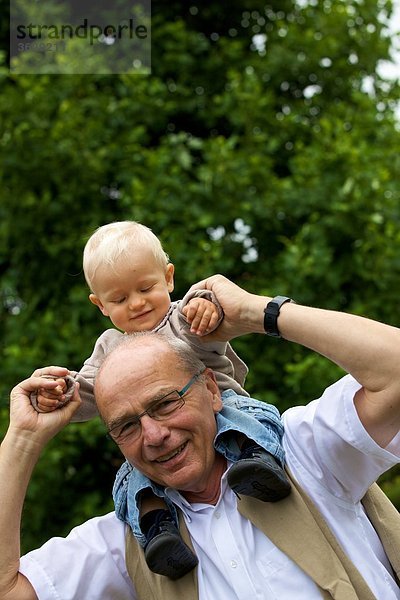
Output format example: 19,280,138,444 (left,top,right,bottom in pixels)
128,294,145,311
